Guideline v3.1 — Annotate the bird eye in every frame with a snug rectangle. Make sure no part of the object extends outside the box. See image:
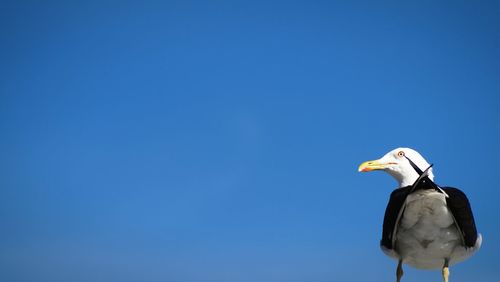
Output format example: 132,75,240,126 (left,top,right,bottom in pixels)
397,151,405,157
